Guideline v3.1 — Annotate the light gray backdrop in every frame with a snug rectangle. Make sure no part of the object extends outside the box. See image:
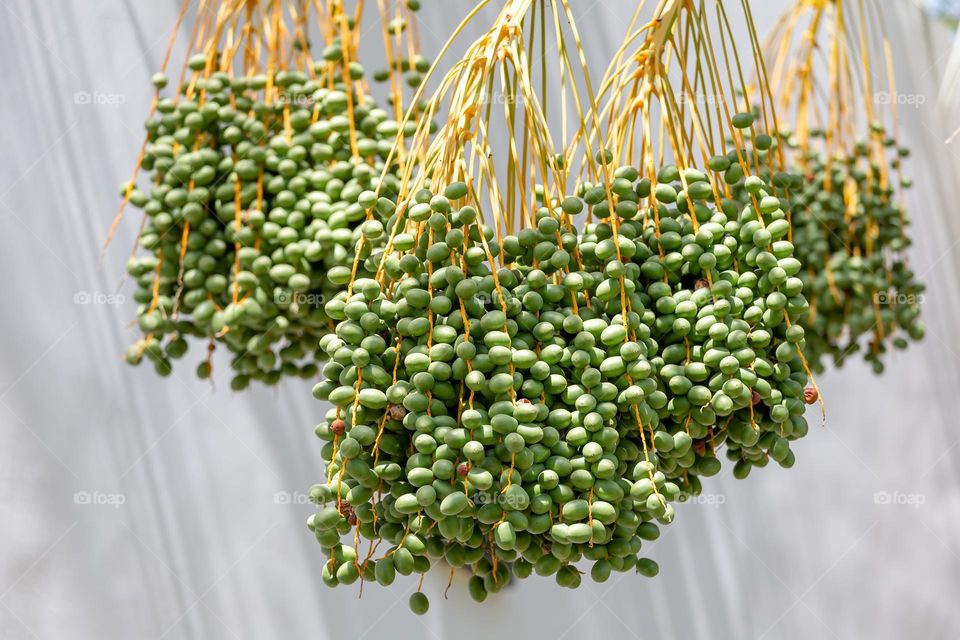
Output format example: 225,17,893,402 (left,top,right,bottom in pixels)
1,1,958,639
